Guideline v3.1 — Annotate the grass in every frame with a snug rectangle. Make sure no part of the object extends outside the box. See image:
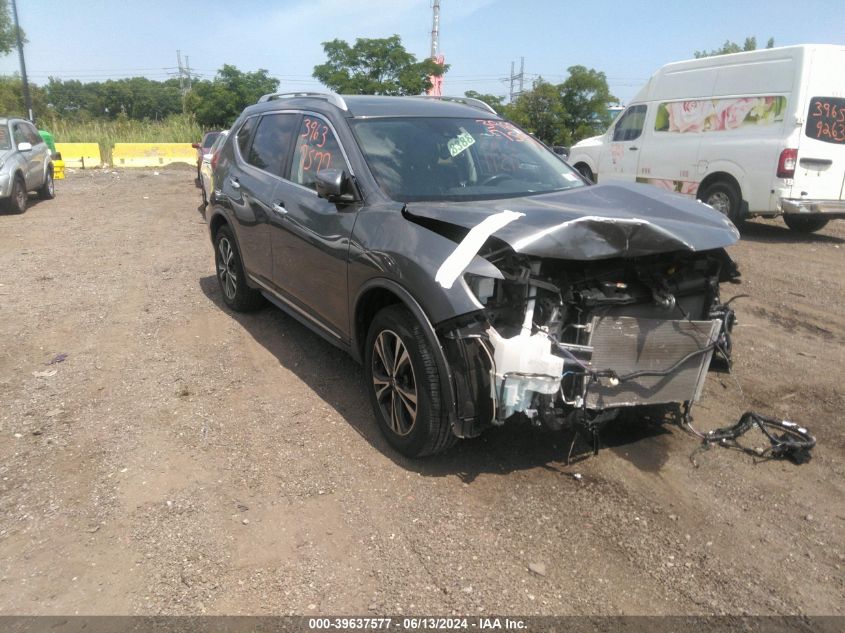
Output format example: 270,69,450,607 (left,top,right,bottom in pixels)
49,114,203,164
